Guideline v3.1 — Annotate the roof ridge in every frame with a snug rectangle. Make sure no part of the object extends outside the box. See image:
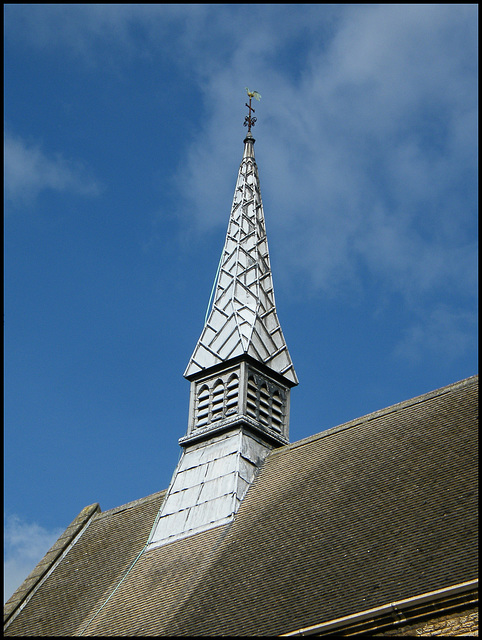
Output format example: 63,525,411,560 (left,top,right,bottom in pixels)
94,489,167,520
4,503,100,628
272,374,478,456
